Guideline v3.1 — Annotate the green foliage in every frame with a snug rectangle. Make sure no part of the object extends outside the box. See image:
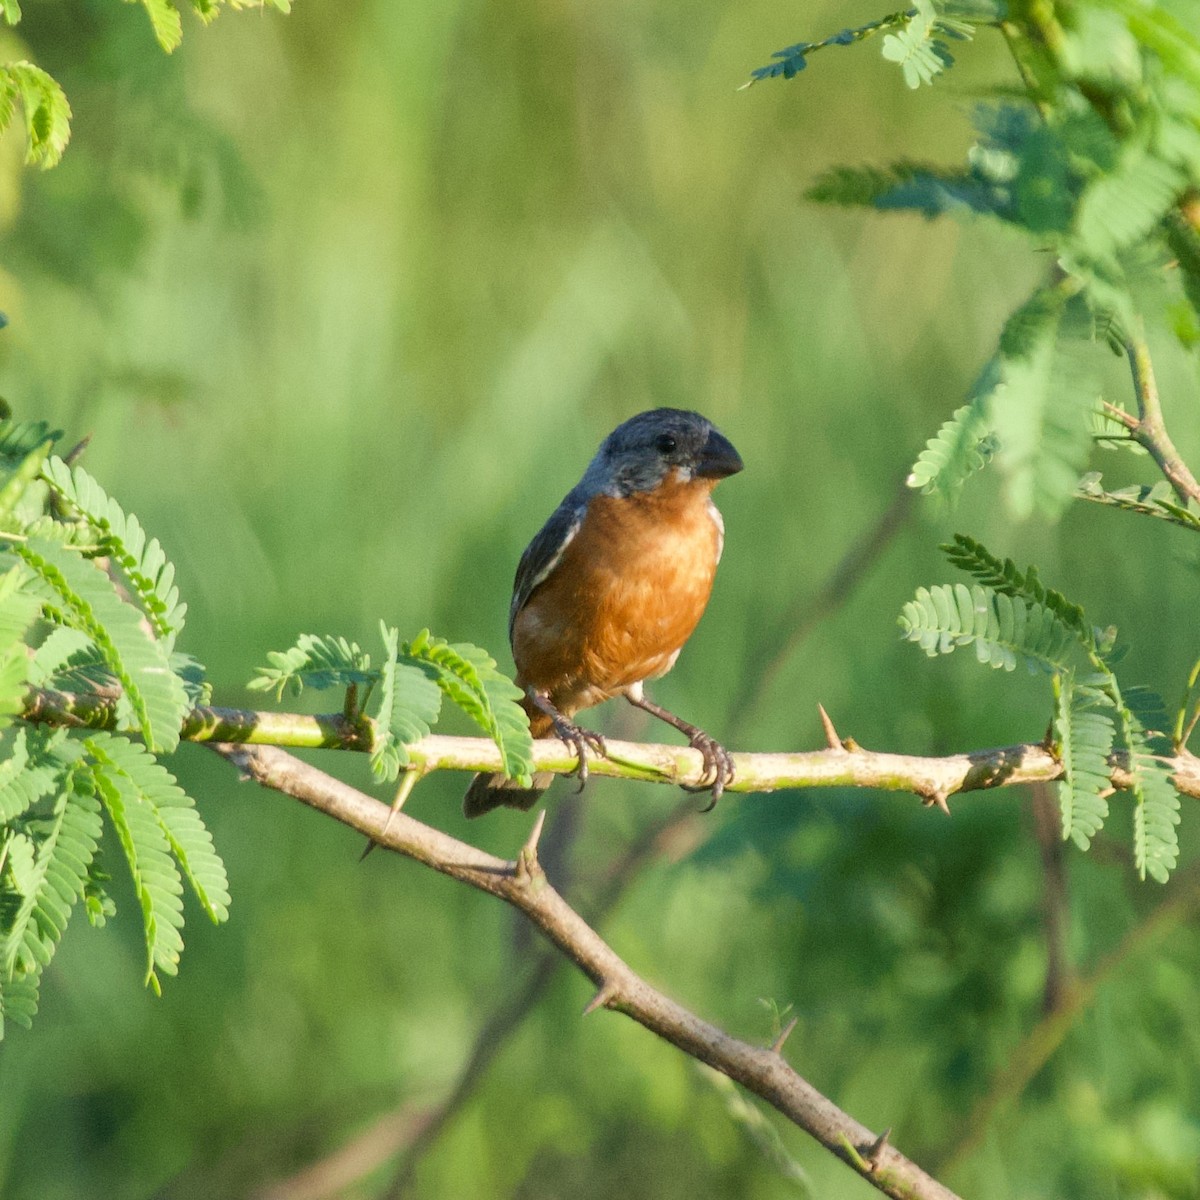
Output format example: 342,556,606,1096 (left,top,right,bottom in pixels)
744,10,914,85
12,536,189,754
746,0,1005,89
786,6,1200,519
250,625,535,785
0,0,290,168
370,624,443,783
41,457,188,650
1122,688,1181,883
905,361,999,500
1076,473,1200,530
85,732,228,990
404,629,535,782
0,414,227,1036
1,759,100,1035
1054,672,1114,849
247,633,375,700
0,62,71,169
899,583,1078,672
901,536,1185,879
